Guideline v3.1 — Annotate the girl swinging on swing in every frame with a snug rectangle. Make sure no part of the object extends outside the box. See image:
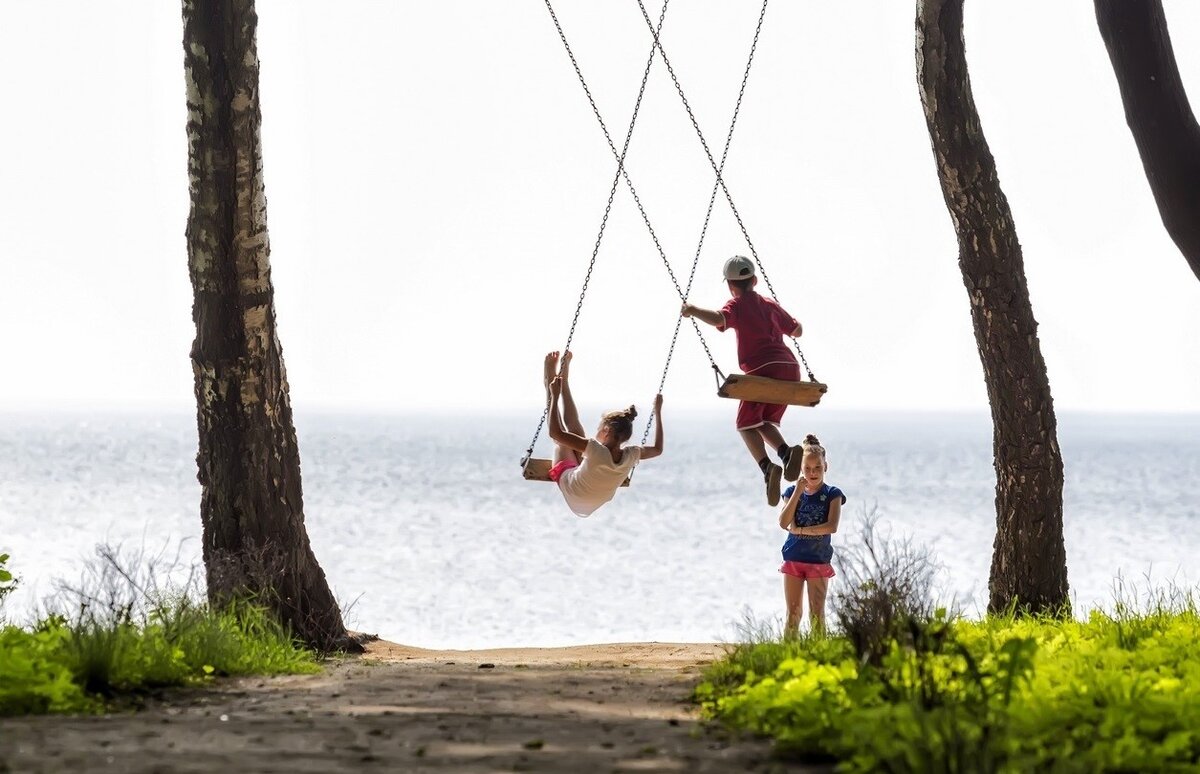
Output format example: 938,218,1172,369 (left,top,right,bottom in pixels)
543,351,664,517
